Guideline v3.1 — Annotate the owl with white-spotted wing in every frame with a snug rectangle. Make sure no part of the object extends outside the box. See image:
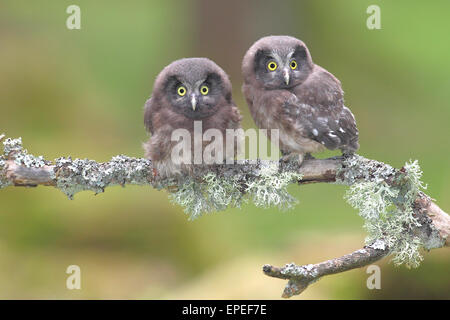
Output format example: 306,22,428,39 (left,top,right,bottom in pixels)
242,35,359,163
